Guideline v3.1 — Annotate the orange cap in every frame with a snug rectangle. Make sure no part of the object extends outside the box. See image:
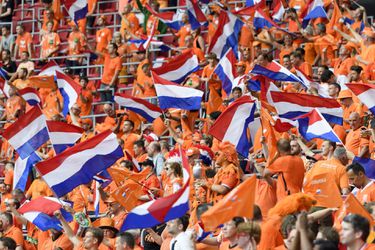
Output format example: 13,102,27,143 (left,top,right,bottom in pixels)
82,118,93,127
92,217,118,233
337,89,352,99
